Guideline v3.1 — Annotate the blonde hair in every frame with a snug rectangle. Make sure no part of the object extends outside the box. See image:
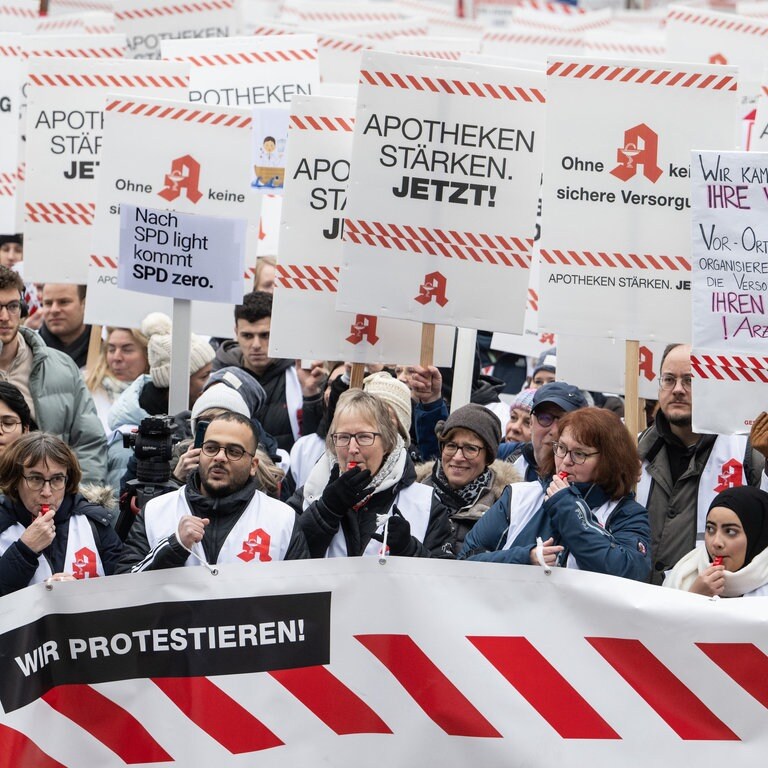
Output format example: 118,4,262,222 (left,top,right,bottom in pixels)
326,389,399,456
253,256,277,291
85,327,149,392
